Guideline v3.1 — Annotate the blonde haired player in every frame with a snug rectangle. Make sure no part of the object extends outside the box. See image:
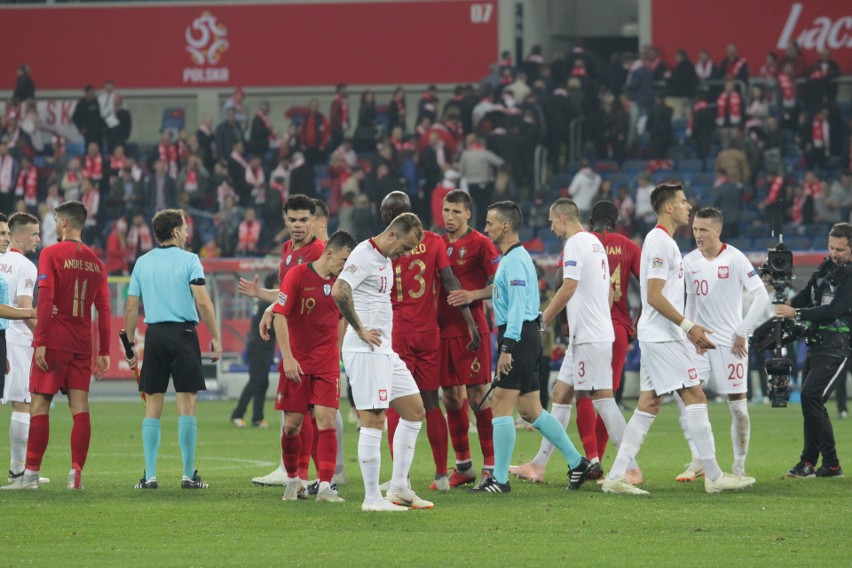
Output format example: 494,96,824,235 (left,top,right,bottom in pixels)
676,207,769,480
